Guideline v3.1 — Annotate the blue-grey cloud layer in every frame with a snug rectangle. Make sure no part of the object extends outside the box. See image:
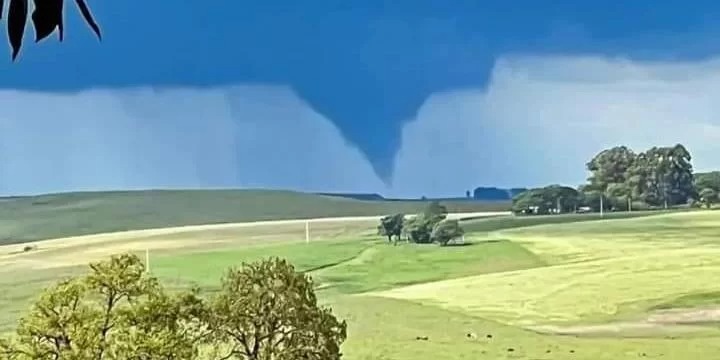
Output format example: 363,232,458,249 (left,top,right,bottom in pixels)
4,55,720,197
